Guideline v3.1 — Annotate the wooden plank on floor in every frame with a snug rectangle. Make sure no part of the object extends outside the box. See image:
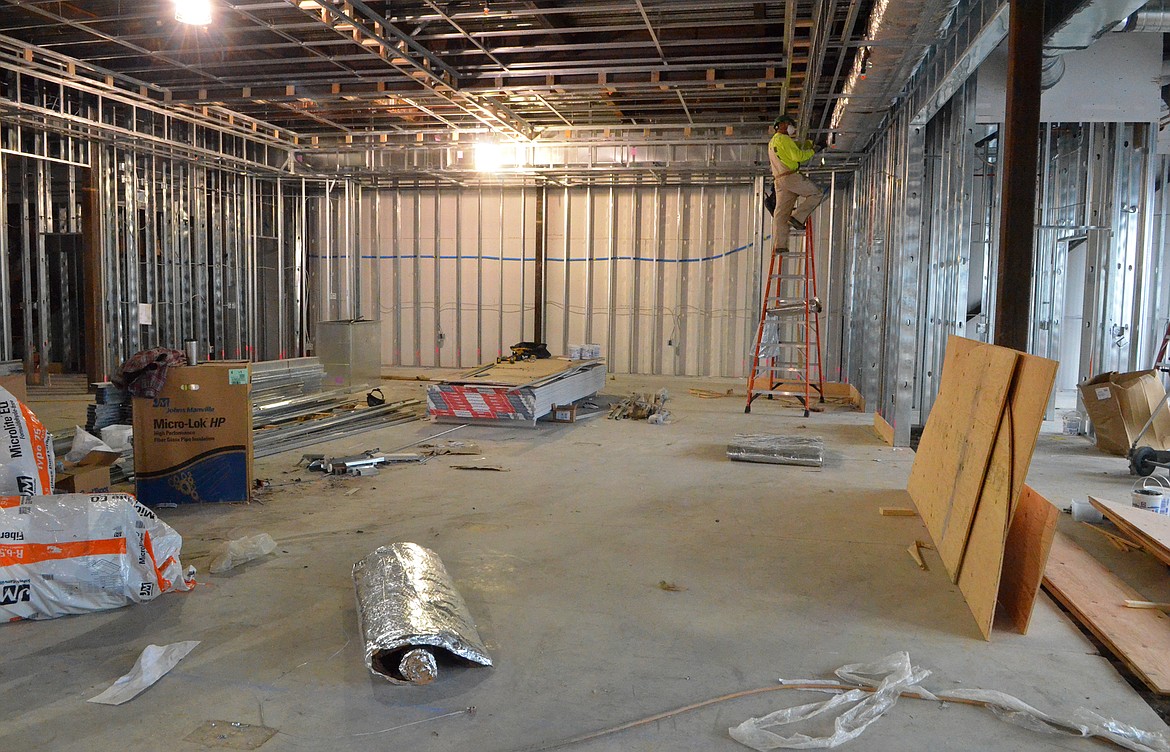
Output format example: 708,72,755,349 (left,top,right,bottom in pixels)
1089,496,1170,567
872,412,894,446
997,484,1059,635
956,416,1013,640
1043,532,1170,695
910,336,1018,578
